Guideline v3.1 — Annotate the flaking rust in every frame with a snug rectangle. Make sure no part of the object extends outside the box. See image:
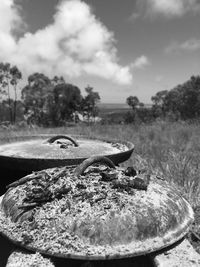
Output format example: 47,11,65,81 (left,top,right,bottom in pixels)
0,156,194,260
